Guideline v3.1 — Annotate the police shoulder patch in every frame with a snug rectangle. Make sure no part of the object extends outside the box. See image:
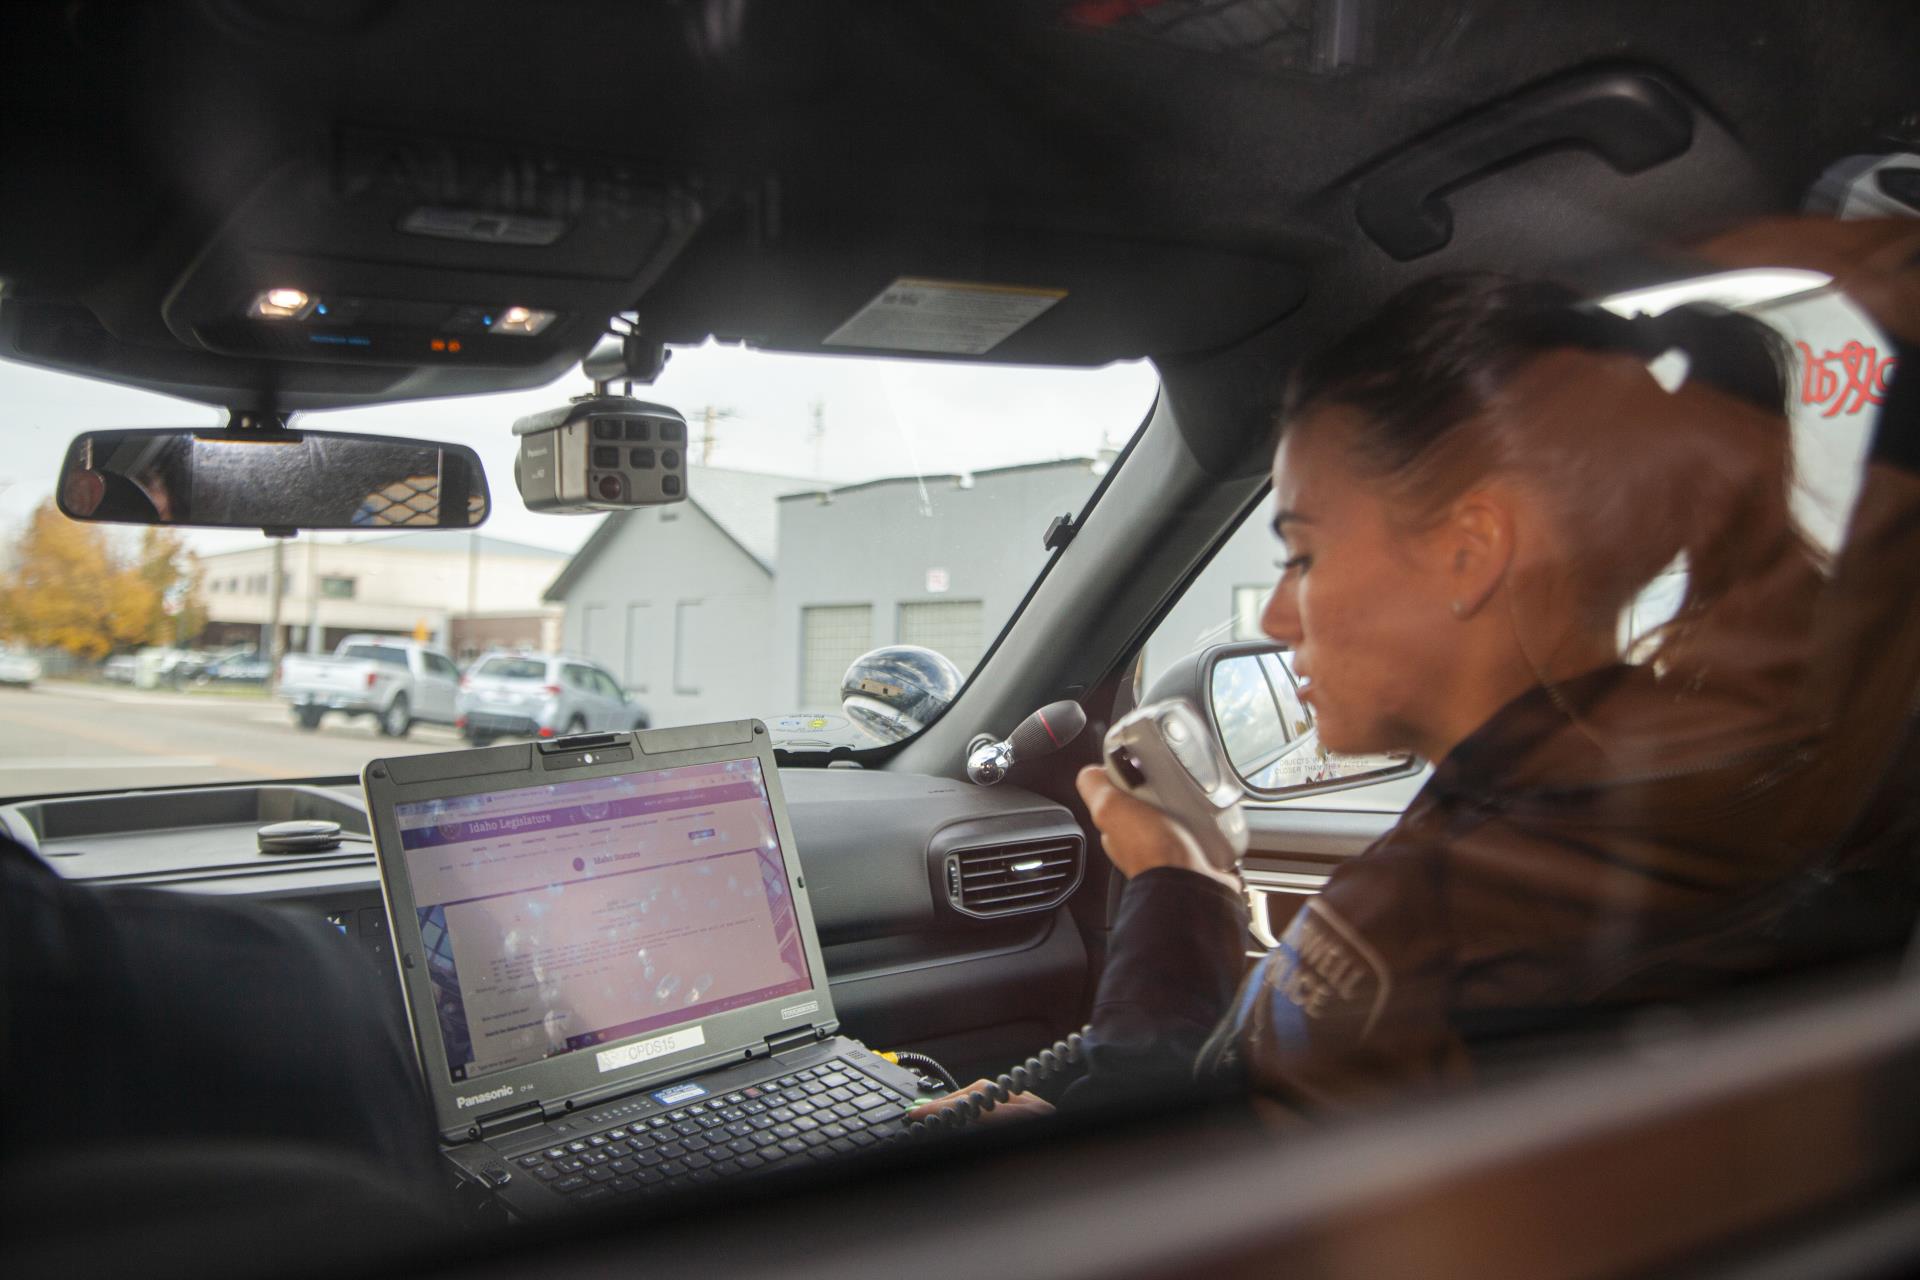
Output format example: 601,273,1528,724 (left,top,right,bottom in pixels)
1264,897,1392,1042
